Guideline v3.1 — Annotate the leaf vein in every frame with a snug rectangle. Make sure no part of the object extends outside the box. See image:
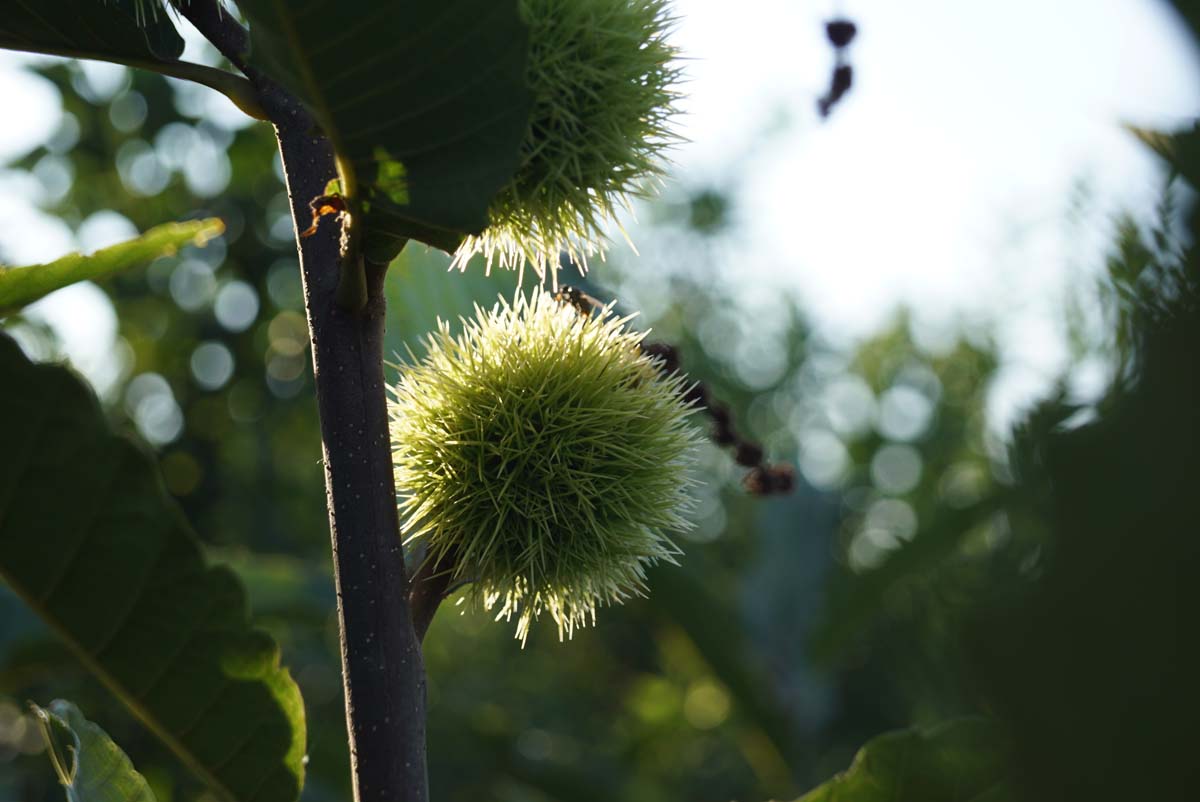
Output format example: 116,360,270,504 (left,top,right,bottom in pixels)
131,587,220,701
346,103,522,160
37,442,124,608
325,0,506,113
328,26,515,124
91,524,175,660
0,384,49,534
208,716,268,774
175,677,233,740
